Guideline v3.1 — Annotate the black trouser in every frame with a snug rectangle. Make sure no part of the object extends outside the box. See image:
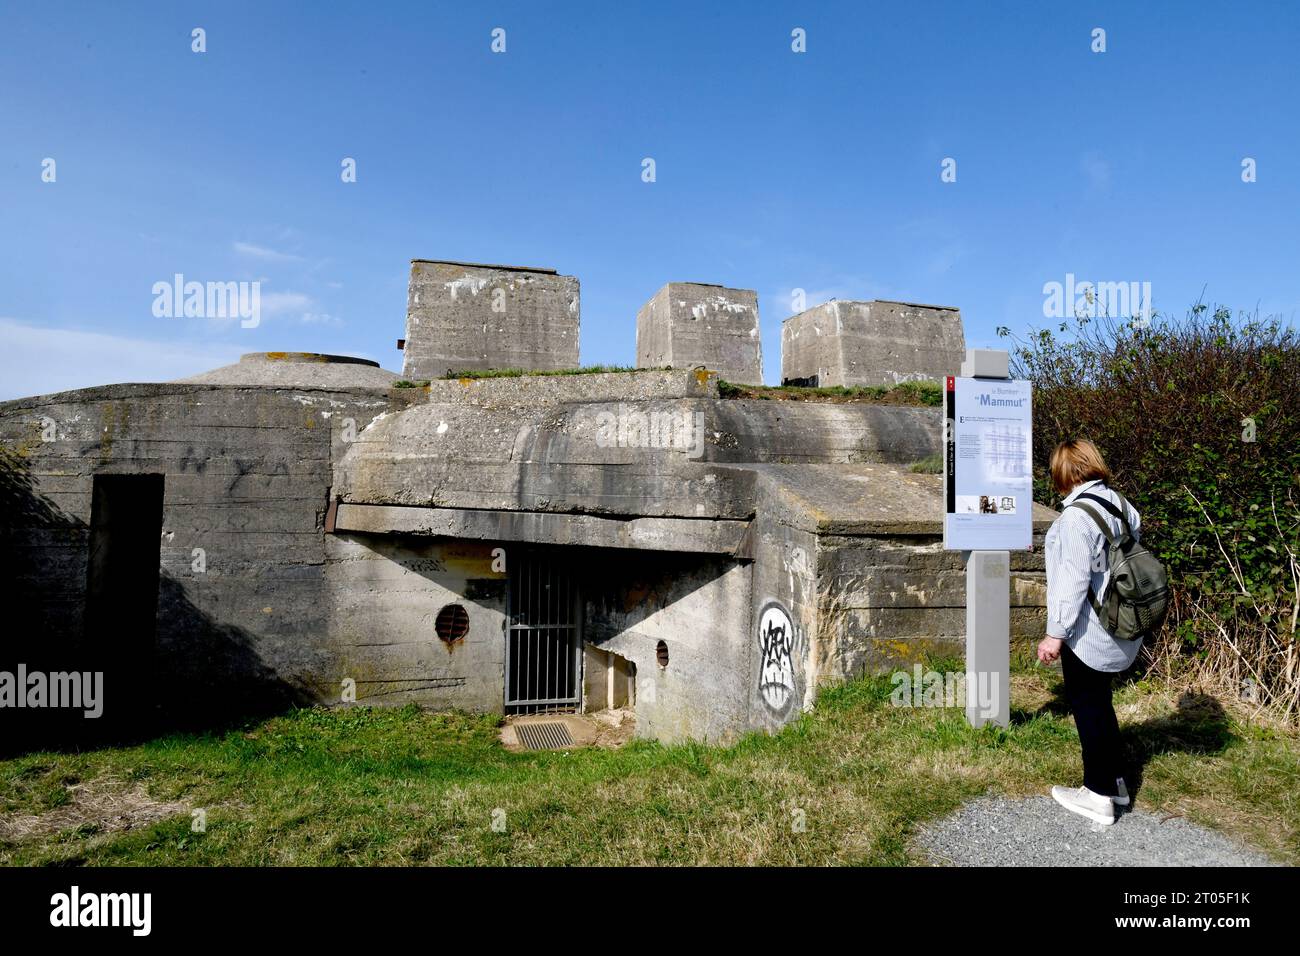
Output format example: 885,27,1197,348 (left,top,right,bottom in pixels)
1060,642,1122,797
